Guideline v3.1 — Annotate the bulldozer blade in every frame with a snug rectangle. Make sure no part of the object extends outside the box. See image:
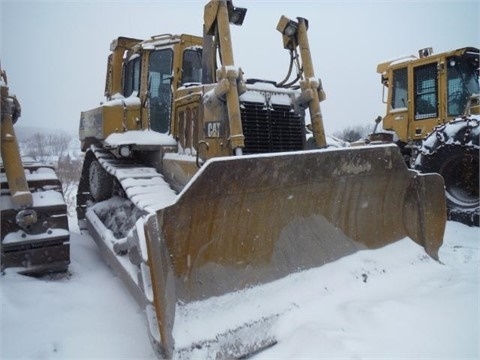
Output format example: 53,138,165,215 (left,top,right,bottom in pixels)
144,144,446,358
174,314,278,359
